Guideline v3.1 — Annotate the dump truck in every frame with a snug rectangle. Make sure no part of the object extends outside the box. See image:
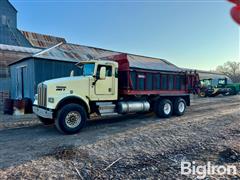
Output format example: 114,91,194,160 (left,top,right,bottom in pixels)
33,54,199,134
